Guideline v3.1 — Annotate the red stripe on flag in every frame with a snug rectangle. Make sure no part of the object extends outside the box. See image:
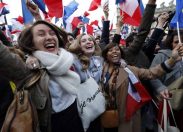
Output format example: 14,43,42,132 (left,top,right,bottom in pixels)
121,6,141,26
44,0,63,17
125,82,151,121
